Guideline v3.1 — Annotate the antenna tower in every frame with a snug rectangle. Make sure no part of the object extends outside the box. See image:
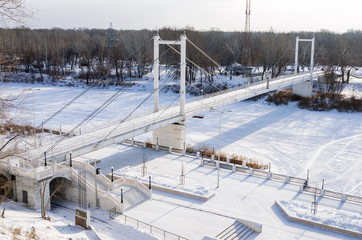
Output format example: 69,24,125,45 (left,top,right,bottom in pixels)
243,0,251,65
